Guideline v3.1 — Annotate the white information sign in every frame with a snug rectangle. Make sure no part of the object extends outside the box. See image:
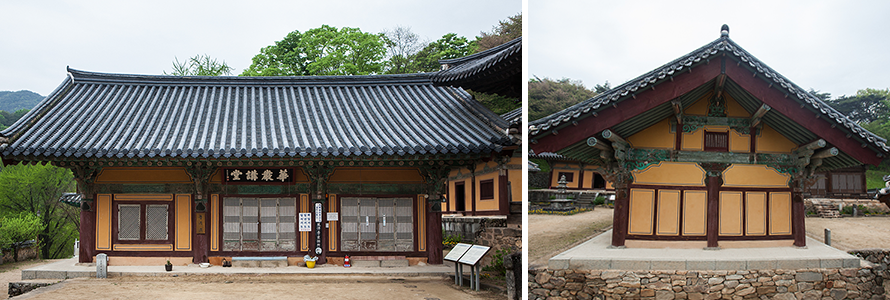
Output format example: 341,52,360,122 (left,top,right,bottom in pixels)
444,243,472,262
326,212,339,221
315,203,323,222
298,213,312,232
458,245,491,265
